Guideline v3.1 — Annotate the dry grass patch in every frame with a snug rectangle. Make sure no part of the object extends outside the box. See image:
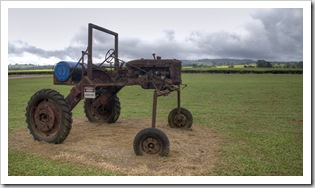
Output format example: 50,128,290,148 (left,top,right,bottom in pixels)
9,118,221,176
